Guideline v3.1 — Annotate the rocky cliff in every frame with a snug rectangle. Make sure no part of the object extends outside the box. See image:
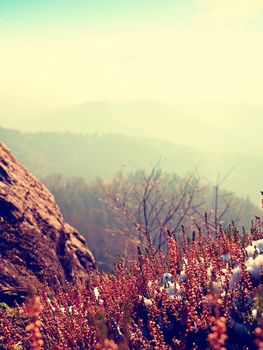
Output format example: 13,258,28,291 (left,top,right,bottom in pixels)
0,142,95,303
